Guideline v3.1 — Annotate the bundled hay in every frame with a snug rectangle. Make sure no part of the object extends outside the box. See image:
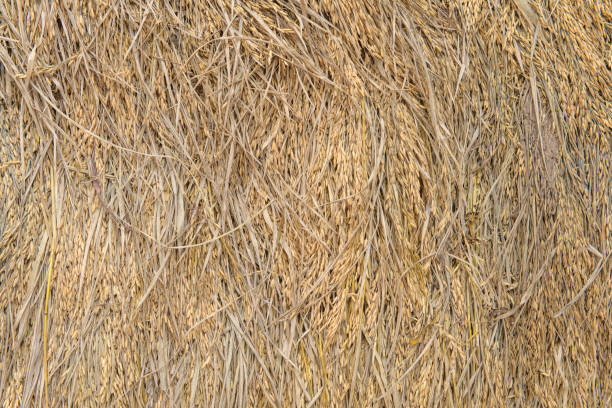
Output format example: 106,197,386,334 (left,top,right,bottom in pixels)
0,0,610,406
